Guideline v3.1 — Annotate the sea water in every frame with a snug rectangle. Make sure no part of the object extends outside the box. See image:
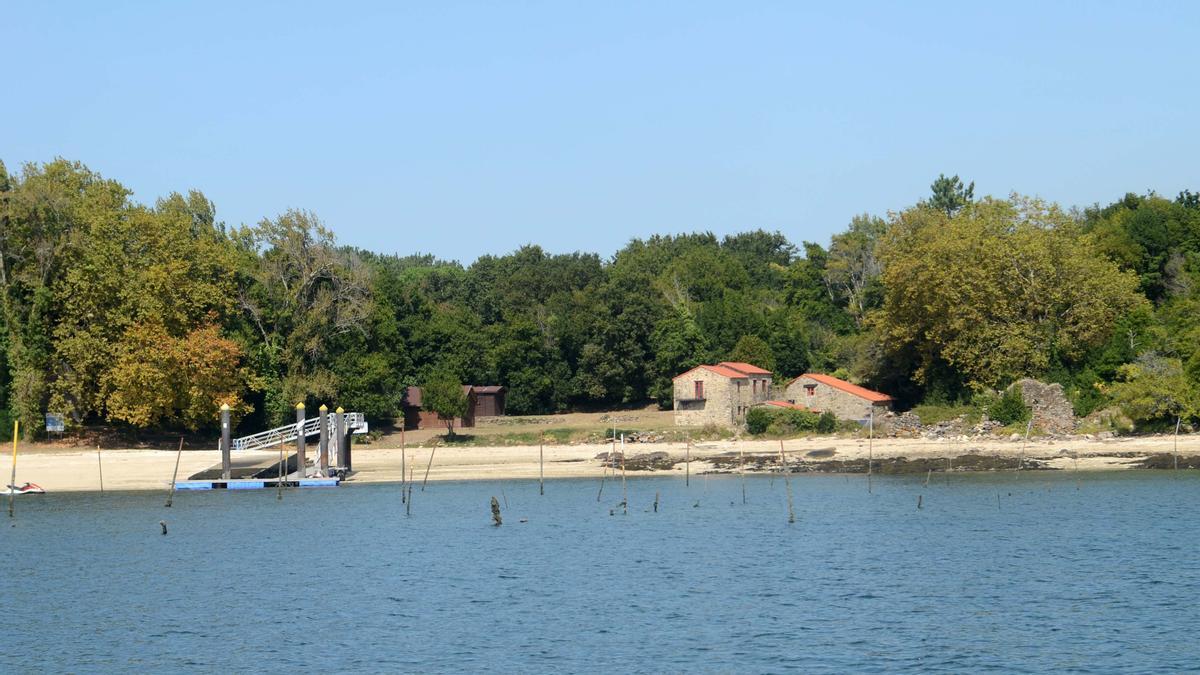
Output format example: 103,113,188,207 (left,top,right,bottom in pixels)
1,472,1198,673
